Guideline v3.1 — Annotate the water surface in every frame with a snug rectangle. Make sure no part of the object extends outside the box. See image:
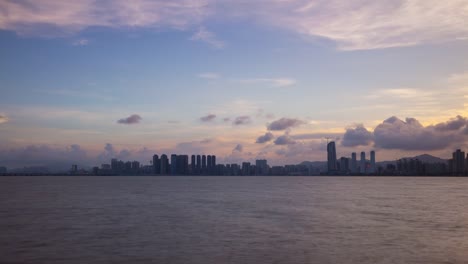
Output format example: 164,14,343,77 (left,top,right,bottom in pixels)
1,176,467,263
